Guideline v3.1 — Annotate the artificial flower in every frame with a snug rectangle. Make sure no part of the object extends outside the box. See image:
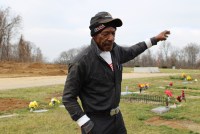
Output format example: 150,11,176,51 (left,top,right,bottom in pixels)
165,90,173,97
138,83,149,89
49,97,60,107
181,73,186,79
138,83,145,88
29,101,38,111
186,75,192,81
